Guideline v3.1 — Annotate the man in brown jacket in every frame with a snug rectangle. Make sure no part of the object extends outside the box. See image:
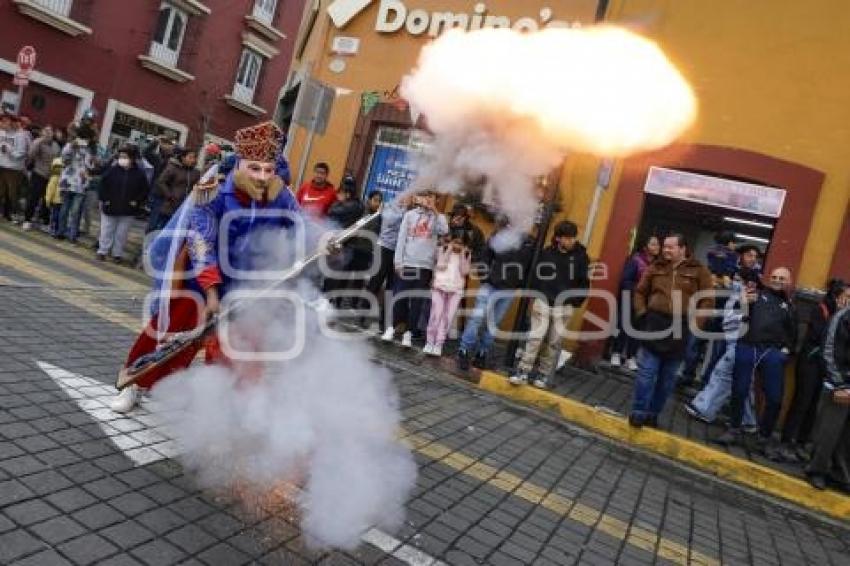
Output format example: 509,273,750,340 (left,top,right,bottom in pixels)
629,233,713,427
